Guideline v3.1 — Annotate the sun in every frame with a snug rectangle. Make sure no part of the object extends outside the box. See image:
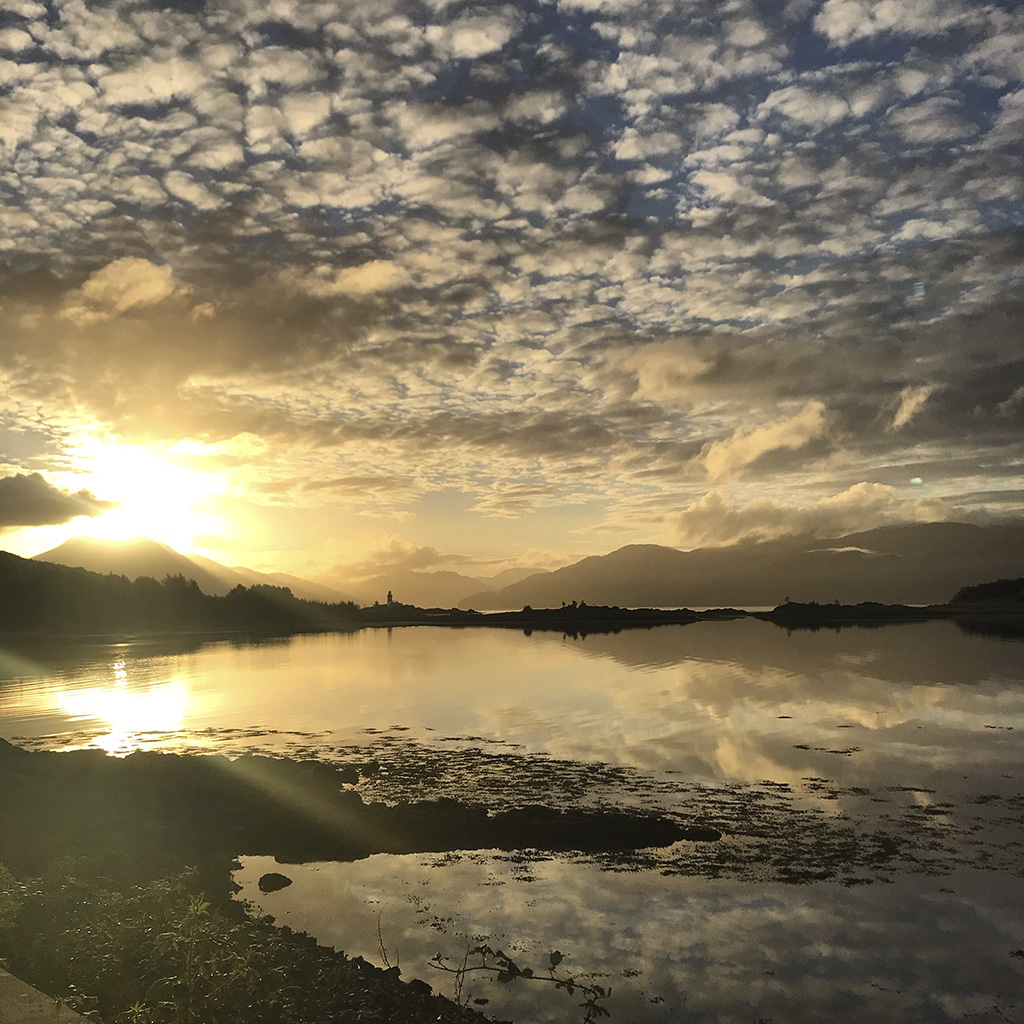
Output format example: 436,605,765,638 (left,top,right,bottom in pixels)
62,438,227,552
